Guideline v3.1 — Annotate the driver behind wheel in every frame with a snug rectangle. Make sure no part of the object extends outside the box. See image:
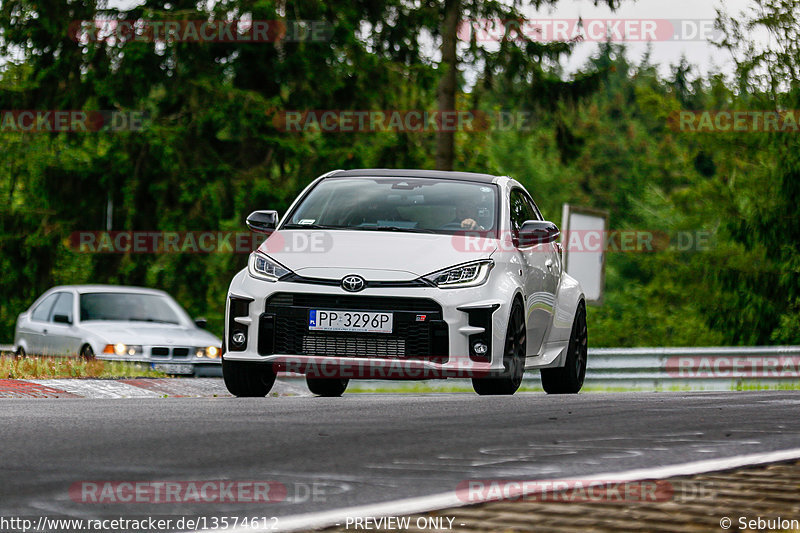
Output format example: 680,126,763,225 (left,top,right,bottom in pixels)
454,200,486,230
